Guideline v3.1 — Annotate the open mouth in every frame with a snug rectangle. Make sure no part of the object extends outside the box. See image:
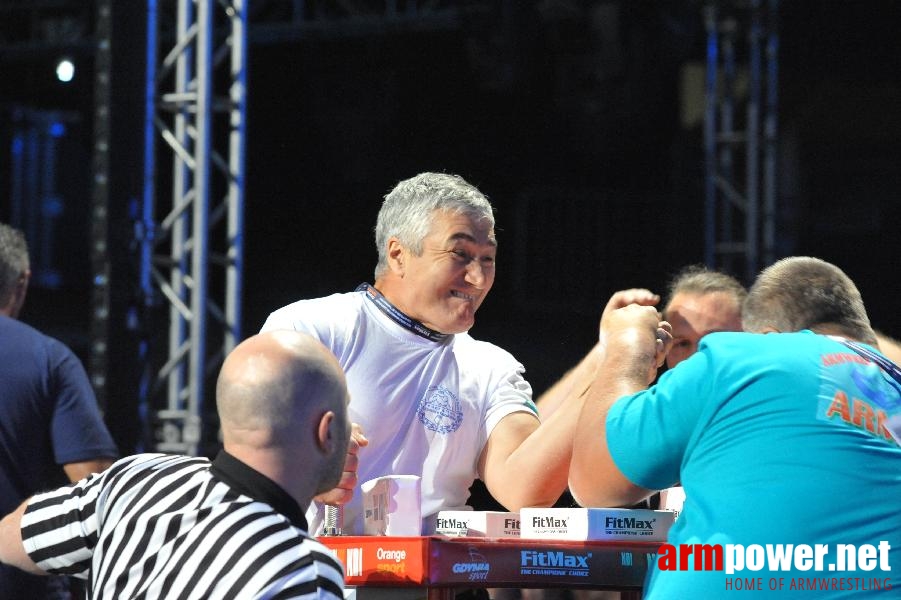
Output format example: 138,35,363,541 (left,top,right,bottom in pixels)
450,290,475,302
